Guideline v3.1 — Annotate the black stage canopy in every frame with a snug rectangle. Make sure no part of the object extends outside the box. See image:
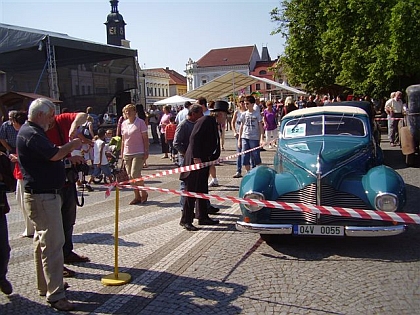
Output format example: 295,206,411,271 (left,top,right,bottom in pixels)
0,23,137,72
